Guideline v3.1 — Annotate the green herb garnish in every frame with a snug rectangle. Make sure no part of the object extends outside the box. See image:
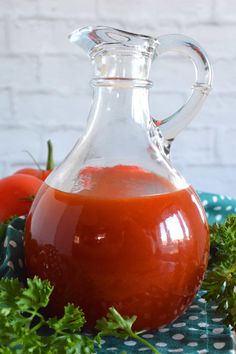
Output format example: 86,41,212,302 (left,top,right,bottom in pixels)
0,276,98,353
0,276,160,353
202,215,236,330
96,307,160,353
